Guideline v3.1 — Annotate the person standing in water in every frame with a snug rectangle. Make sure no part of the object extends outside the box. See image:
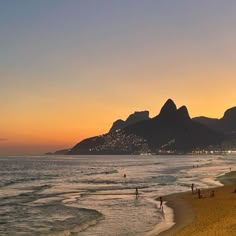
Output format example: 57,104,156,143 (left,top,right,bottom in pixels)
135,187,139,199
159,196,163,210
191,183,194,194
